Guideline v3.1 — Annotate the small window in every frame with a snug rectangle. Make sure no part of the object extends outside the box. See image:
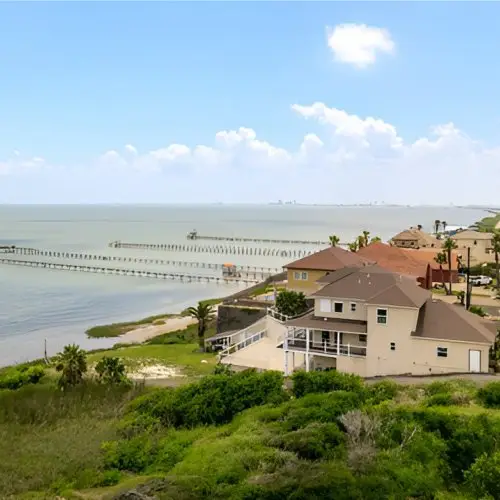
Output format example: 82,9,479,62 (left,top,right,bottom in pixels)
301,272,308,280
376,308,388,324
294,271,300,280
359,335,367,343
437,347,448,358
319,299,331,313
350,302,357,312
390,342,396,351
334,302,344,313
474,240,477,245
